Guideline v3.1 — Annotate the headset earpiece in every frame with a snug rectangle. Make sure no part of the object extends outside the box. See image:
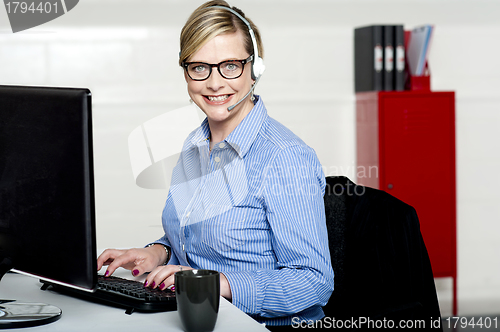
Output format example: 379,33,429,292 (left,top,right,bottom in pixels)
252,56,265,80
